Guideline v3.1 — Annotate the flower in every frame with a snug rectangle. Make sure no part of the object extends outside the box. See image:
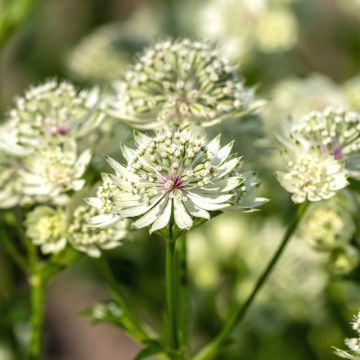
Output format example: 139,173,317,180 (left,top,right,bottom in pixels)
26,206,67,254
254,9,298,53
290,107,360,178
68,204,129,258
299,201,355,250
21,140,91,203
108,39,257,129
330,245,360,275
66,24,143,83
276,144,348,203
195,0,298,59
88,130,266,233
334,311,360,359
0,80,104,156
